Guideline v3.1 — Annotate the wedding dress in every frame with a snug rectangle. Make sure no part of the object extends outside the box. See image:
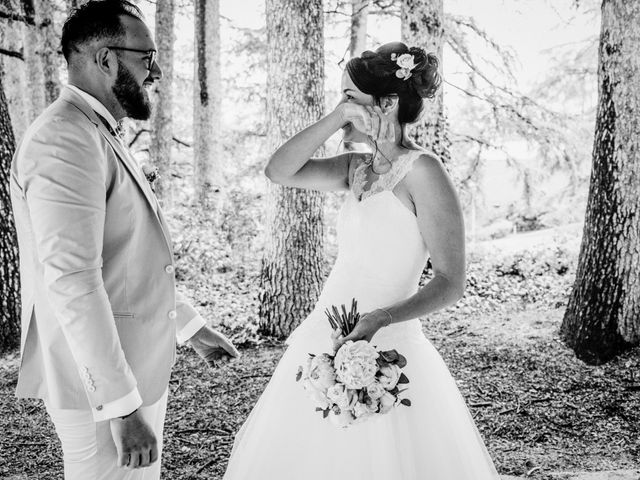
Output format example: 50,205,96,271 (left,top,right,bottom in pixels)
223,150,501,480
